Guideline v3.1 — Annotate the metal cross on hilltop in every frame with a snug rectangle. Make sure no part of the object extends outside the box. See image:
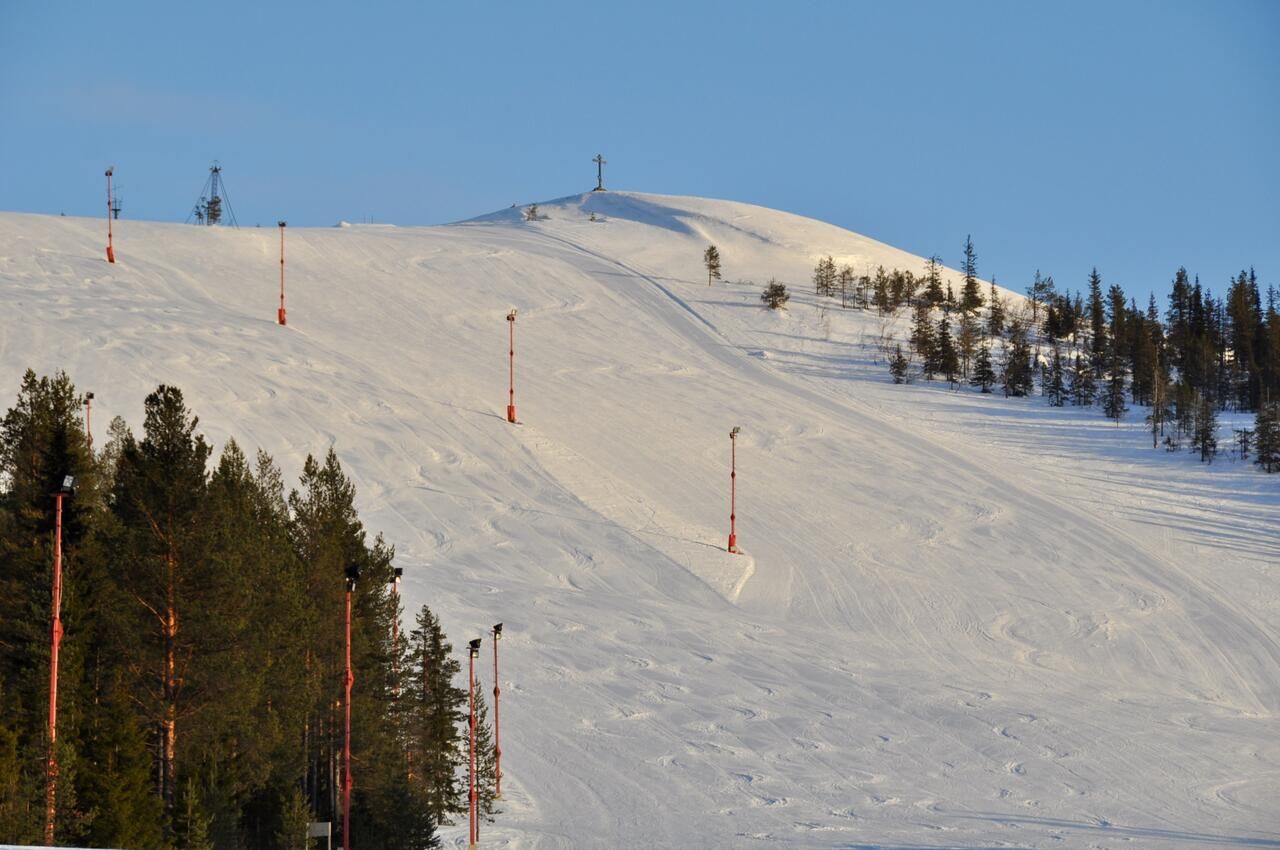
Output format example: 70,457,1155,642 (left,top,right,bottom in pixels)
592,153,607,191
